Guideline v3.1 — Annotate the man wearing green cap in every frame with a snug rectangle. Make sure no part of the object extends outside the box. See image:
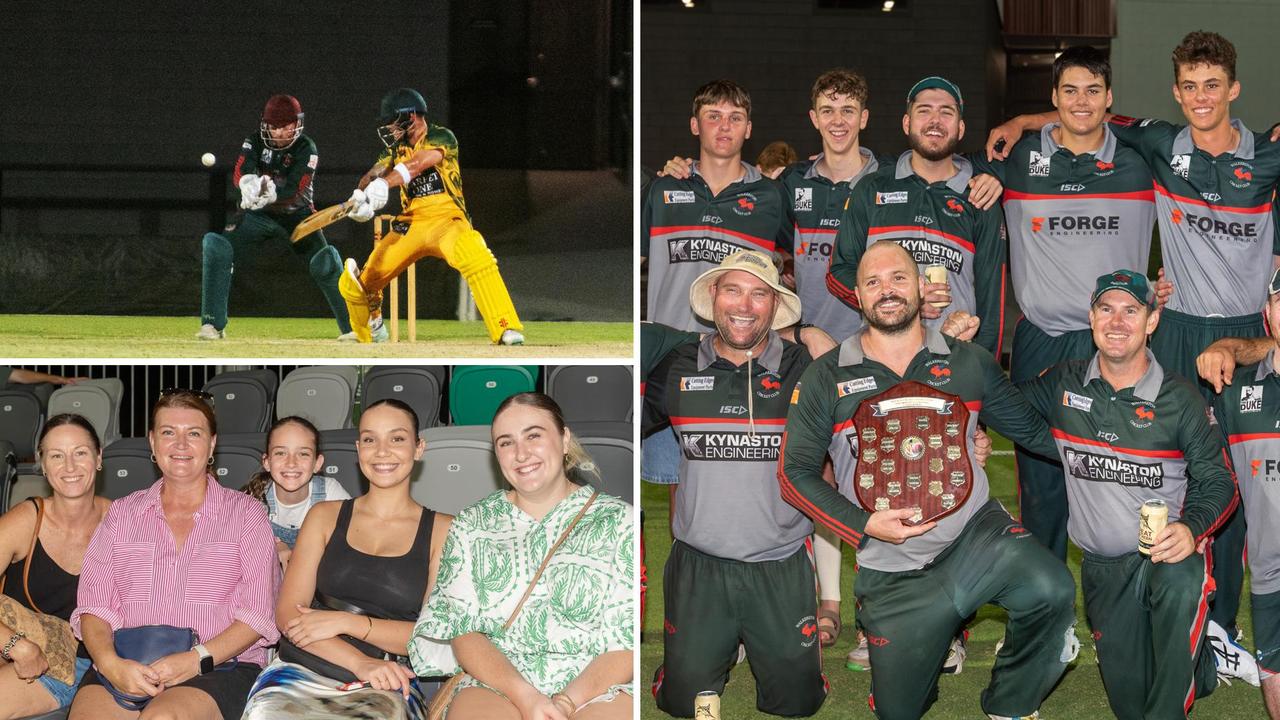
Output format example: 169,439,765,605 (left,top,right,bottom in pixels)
1016,269,1252,718
828,75,1008,356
